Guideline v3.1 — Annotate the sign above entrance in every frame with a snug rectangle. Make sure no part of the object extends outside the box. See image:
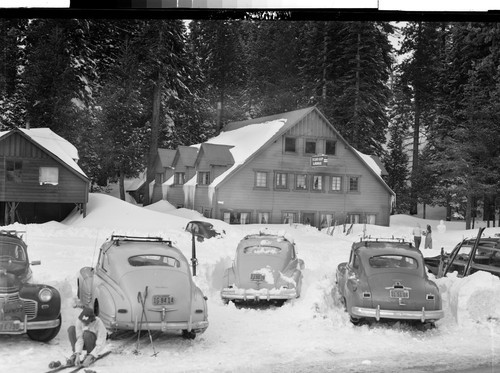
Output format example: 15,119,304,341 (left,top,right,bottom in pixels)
311,154,328,167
